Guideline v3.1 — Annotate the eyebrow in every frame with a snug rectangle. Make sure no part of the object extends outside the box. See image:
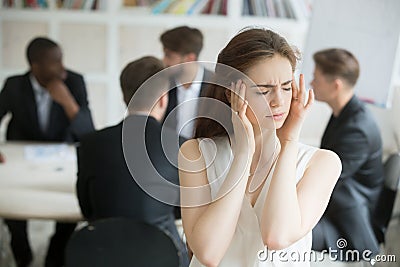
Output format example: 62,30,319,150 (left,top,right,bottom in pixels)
250,79,292,89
